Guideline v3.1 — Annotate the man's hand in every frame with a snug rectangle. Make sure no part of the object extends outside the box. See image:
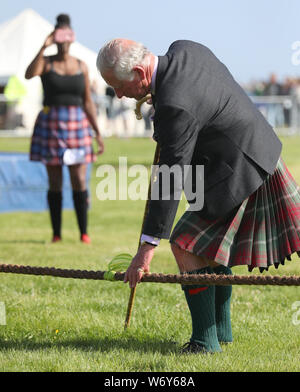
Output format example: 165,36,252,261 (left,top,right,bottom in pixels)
124,243,156,288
